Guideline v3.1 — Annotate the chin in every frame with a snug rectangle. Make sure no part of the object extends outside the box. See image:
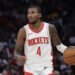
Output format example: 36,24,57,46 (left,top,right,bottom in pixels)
29,21,36,24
